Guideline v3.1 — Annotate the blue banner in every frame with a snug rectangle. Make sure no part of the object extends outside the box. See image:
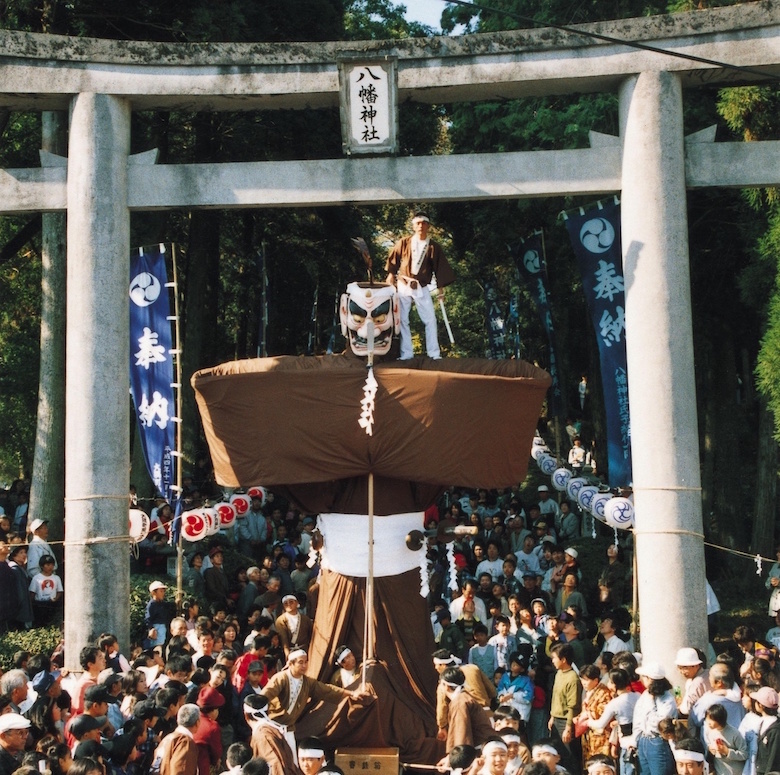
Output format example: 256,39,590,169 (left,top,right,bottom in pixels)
564,200,632,487
483,280,506,359
129,245,176,499
510,232,564,418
